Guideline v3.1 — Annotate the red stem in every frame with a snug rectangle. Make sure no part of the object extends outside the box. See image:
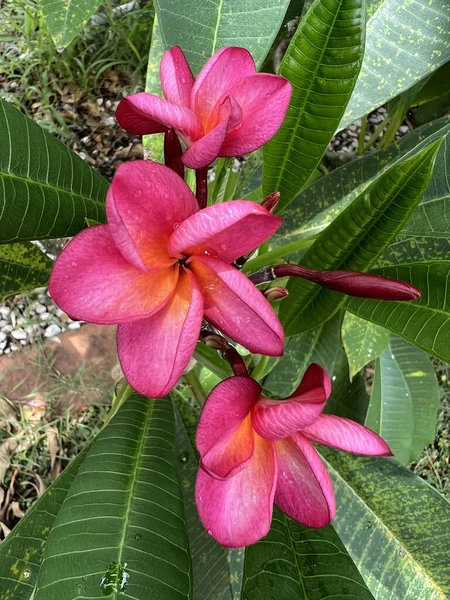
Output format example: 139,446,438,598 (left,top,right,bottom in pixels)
196,168,208,209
